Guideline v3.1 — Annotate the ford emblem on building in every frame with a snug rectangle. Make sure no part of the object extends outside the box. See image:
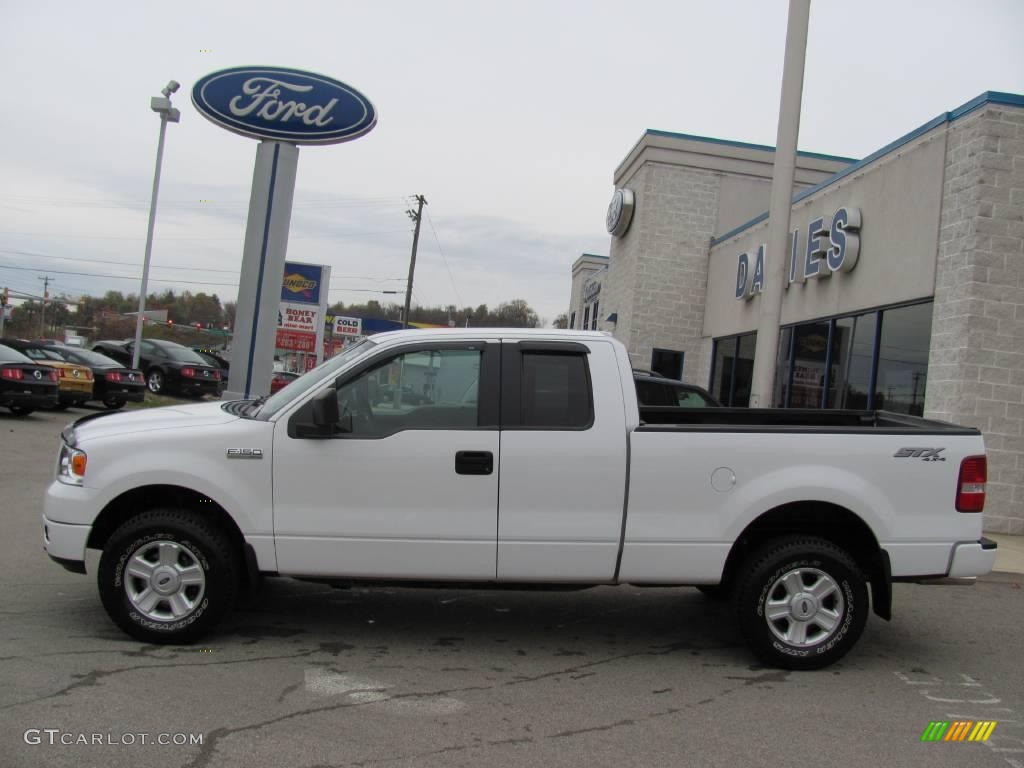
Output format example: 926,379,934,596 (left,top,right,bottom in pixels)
606,188,635,237
191,66,377,145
